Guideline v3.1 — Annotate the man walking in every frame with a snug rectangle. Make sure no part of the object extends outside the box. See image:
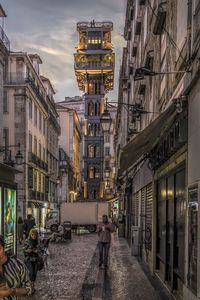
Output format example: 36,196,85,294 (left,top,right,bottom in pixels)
97,215,115,269
0,235,33,299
